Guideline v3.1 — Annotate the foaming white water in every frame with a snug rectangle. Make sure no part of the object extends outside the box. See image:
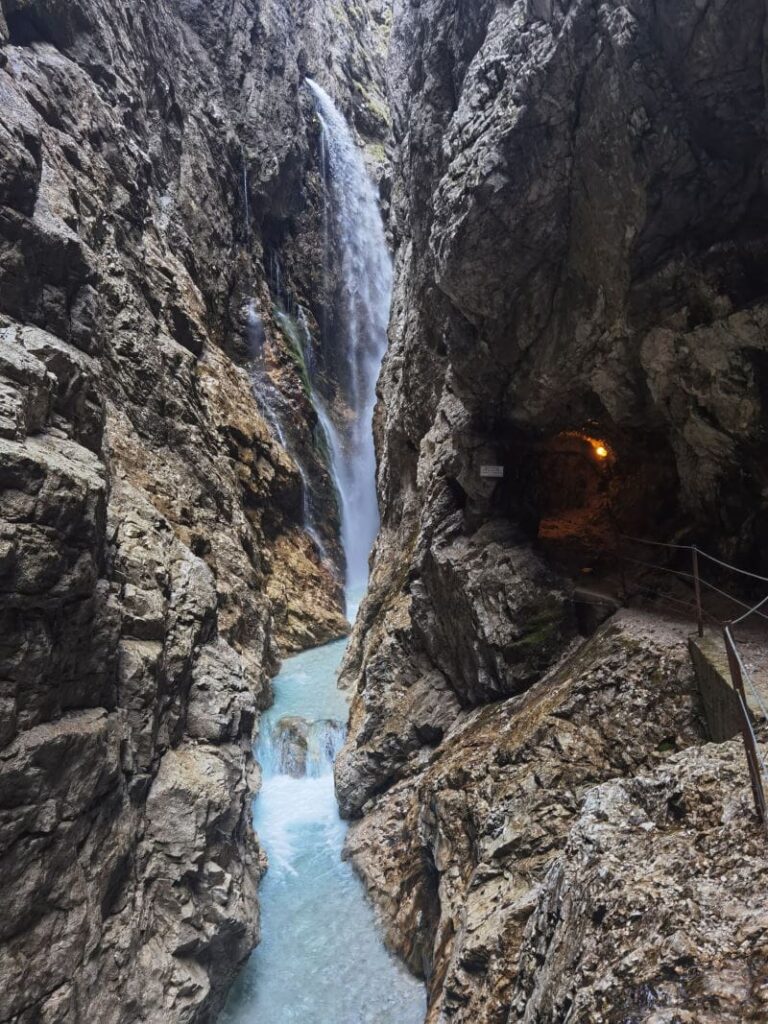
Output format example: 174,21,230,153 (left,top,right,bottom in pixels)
306,78,392,595
220,642,425,1024
257,774,343,876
